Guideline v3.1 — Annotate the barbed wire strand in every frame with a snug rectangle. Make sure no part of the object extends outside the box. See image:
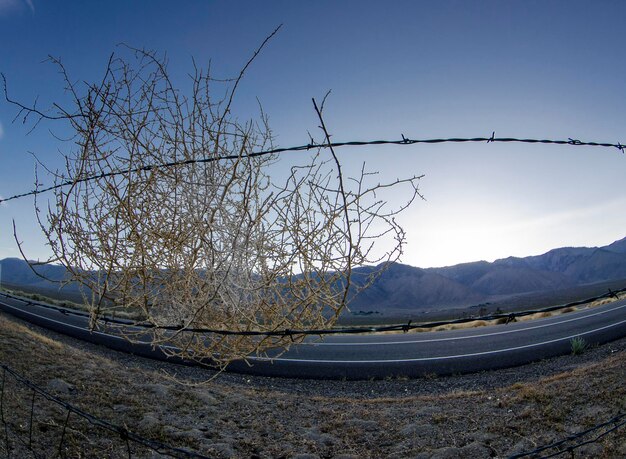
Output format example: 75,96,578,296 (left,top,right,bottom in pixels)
1,286,623,337
28,388,35,449
57,409,71,459
0,363,212,459
1,367,10,456
0,133,624,205
509,411,626,458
